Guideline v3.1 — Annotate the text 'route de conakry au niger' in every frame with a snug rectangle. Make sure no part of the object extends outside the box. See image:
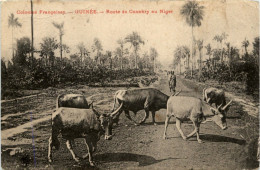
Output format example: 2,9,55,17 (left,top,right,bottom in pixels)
16,9,173,15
